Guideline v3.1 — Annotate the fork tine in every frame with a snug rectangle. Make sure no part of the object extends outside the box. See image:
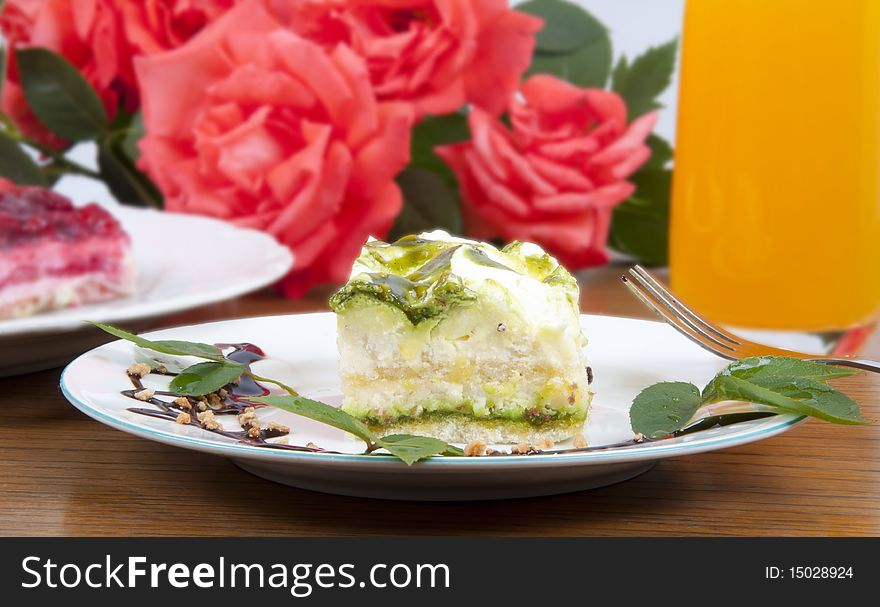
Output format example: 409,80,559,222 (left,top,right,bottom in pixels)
621,275,738,358
629,265,741,346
